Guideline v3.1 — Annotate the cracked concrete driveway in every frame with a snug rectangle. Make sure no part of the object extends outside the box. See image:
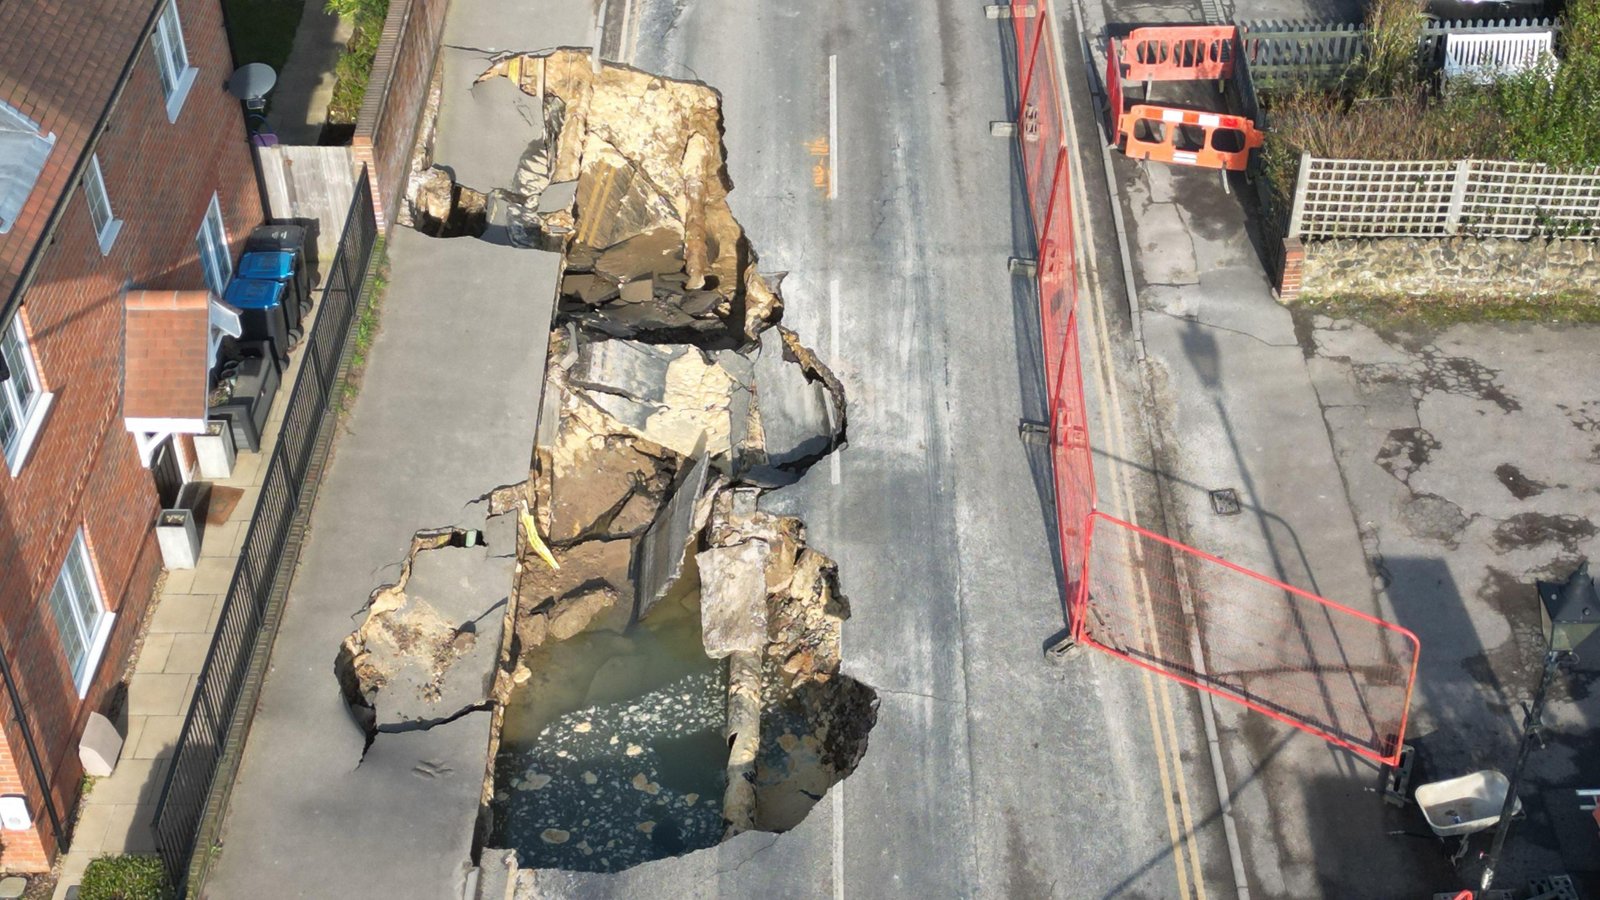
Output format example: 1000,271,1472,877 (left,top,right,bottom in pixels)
1304,317,1600,890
